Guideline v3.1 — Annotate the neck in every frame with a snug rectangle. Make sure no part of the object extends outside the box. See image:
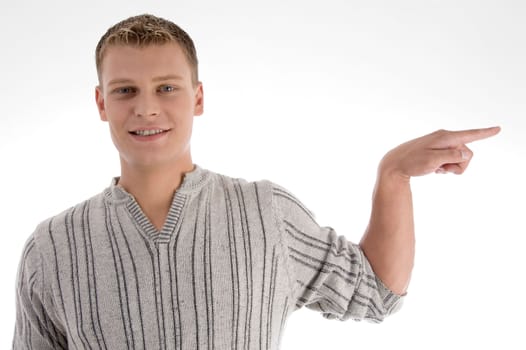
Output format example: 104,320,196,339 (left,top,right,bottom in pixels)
116,157,195,230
